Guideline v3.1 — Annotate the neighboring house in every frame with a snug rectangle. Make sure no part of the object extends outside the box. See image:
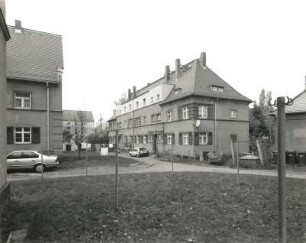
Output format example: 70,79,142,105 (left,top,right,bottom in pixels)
0,0,11,210
108,52,251,157
282,84,306,152
6,20,64,154
63,110,94,151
